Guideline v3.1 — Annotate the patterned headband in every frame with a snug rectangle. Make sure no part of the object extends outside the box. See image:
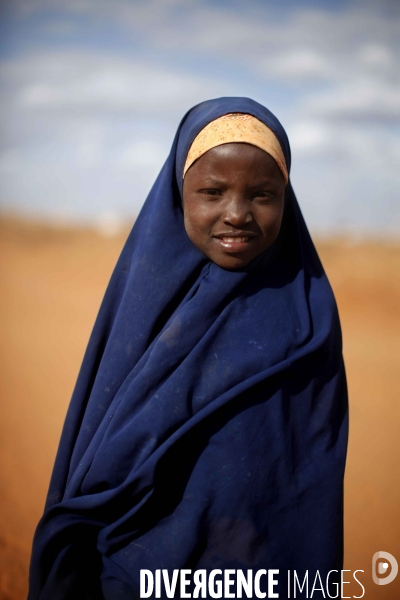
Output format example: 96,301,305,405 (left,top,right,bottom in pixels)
183,113,288,184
